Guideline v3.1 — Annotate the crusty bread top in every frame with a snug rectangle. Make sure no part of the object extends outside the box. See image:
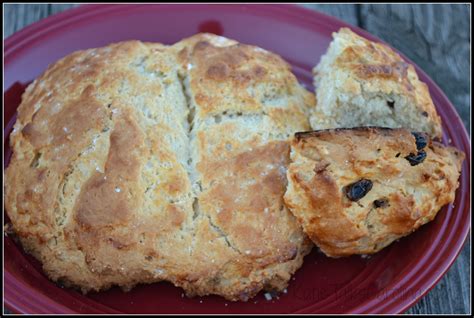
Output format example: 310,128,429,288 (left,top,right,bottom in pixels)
174,33,313,127
311,28,443,138
5,34,314,301
284,127,464,257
